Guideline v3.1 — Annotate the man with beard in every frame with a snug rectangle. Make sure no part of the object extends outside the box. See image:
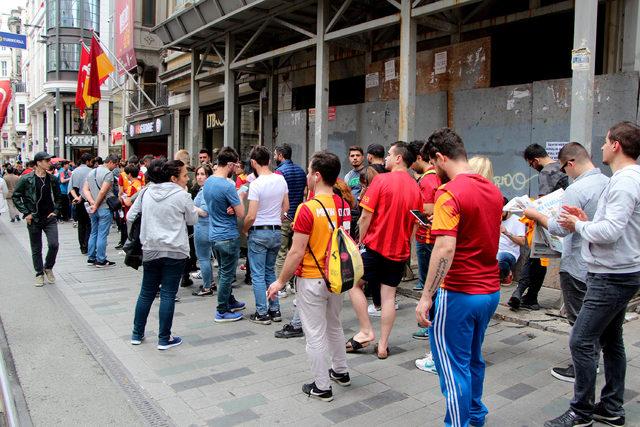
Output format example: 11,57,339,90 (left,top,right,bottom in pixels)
344,146,365,239
508,143,568,311
416,128,503,427
204,147,247,322
273,144,306,299
347,141,421,359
